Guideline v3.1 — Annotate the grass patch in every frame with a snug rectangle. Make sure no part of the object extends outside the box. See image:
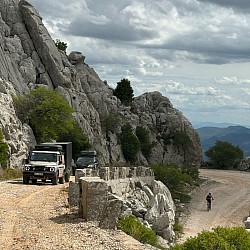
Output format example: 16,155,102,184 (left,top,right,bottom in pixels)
117,215,166,249
0,168,22,181
173,217,184,238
